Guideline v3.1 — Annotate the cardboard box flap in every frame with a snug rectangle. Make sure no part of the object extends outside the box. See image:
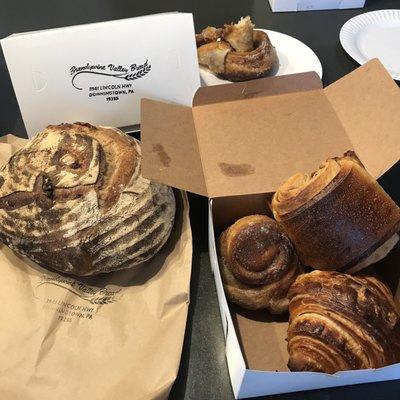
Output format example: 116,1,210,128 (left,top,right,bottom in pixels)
141,99,208,196
193,72,322,106
142,90,353,197
142,61,398,198
325,59,400,179
194,89,355,197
